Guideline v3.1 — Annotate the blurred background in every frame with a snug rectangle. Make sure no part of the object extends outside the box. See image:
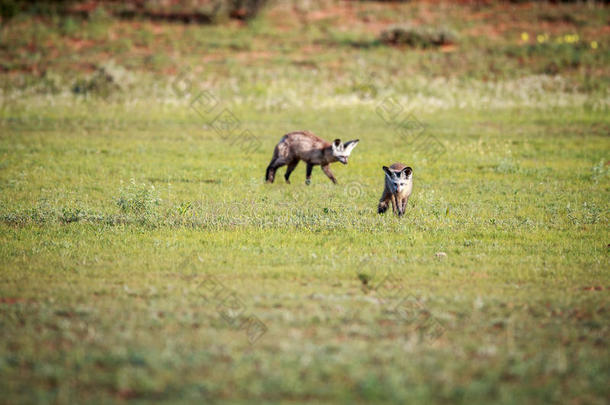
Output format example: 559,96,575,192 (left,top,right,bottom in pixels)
0,0,607,112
